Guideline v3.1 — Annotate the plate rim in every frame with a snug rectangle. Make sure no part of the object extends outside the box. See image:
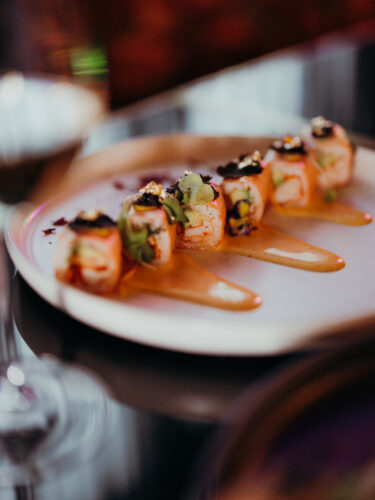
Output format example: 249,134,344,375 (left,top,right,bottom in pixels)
6,135,375,356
